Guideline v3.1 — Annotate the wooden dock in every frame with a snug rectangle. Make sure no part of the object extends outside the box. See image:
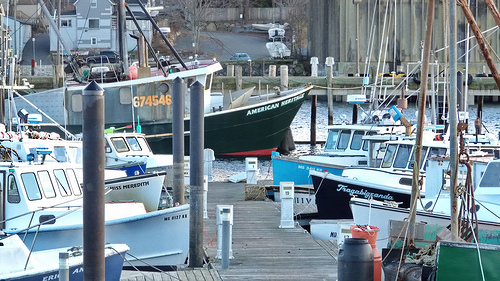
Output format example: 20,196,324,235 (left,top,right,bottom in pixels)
121,181,337,280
